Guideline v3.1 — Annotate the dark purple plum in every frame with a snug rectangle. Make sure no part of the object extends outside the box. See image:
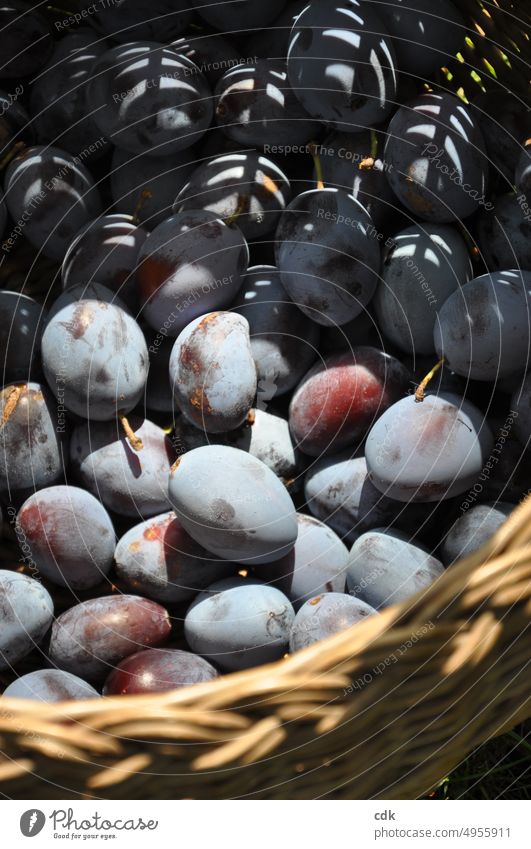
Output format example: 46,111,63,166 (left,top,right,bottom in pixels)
17,485,115,590
374,223,472,356
70,417,175,519
168,445,298,565
47,284,129,323
174,151,292,240
4,145,101,260
29,28,110,159
215,59,320,147
184,577,294,671
0,1,53,78
62,214,149,309
289,592,376,652
289,347,411,456
3,669,99,701
170,312,257,433
0,382,66,500
440,502,515,566
471,90,531,184
41,300,149,421
434,271,531,381
275,188,381,326
0,571,54,671
48,595,171,683
475,194,531,272
287,1,397,131
365,392,494,502
114,510,235,603
137,211,248,337
257,514,349,609
384,93,488,222
103,648,217,695
87,42,213,156
171,33,242,87
226,408,302,486
347,528,444,609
